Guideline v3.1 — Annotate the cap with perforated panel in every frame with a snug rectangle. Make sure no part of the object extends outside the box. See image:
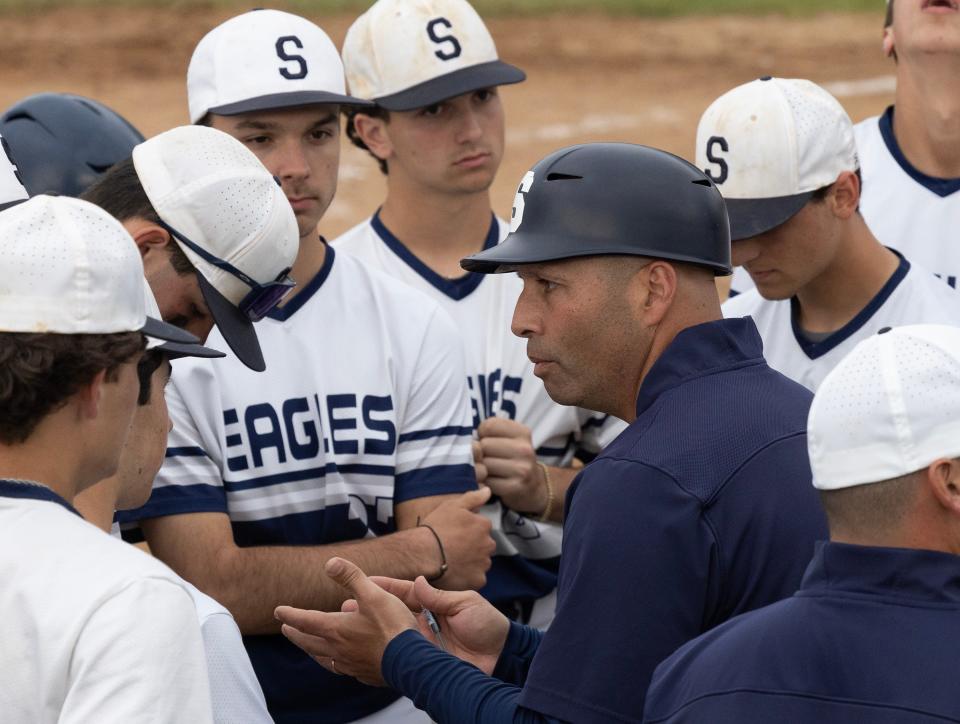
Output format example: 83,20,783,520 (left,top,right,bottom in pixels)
695,77,858,240
0,194,195,345
808,324,960,490
132,125,299,371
